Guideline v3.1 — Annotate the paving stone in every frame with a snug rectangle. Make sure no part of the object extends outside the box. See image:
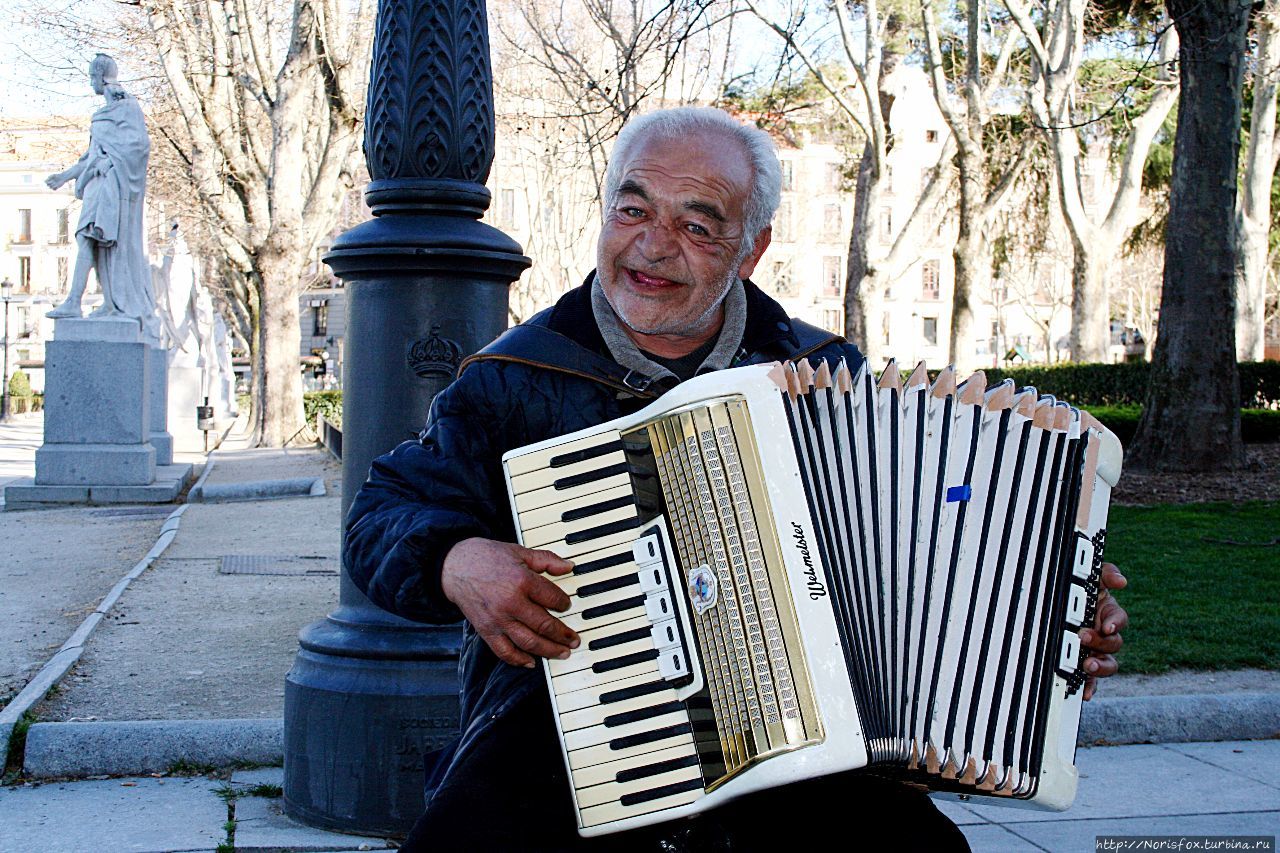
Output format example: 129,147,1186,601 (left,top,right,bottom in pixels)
0,776,226,853
959,823,1046,852
930,796,989,826
230,767,286,789
1165,740,1280,791
233,795,396,852
961,743,1280,824
1012,812,1280,851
